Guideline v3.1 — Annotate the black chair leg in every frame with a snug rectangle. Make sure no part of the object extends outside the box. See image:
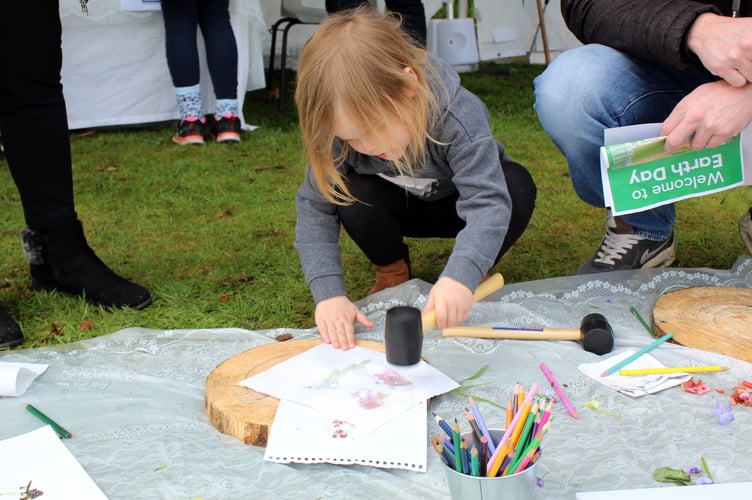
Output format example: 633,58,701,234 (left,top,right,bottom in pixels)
267,17,299,100
278,19,303,112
